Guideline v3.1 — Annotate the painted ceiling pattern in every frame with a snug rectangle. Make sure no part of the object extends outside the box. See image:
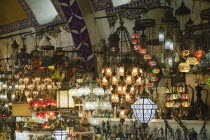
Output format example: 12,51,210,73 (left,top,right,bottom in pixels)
91,0,113,12
0,0,66,35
